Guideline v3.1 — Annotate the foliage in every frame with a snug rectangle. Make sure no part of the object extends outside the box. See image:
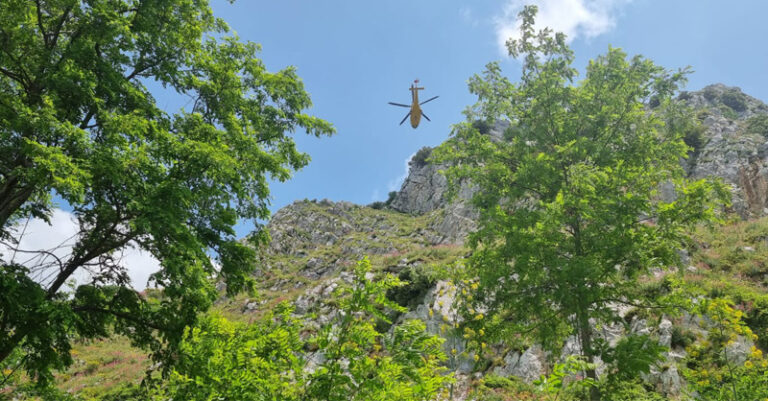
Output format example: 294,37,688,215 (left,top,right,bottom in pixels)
369,201,387,210
683,297,768,401
306,257,452,401
702,86,719,102
433,5,728,400
534,355,598,399
689,217,768,348
746,114,768,137
368,191,399,210
471,374,543,401
719,104,739,120
156,258,452,401
156,305,305,401
386,190,399,205
0,0,333,384
599,335,667,383
411,146,433,168
721,88,748,112
670,325,696,349
387,264,442,308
